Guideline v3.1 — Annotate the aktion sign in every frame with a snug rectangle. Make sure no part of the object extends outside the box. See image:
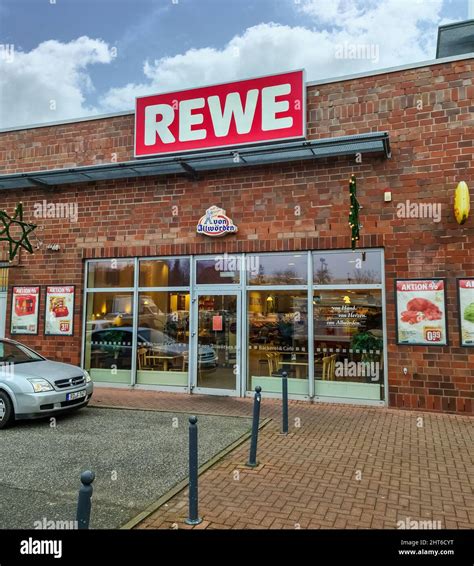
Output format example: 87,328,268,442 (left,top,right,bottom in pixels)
11,286,40,335
135,70,305,157
458,279,474,346
45,286,75,336
395,279,448,346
